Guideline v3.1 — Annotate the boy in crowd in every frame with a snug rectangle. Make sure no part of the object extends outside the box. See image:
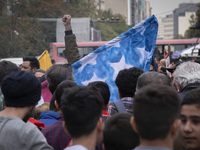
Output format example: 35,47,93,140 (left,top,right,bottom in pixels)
103,112,139,150
180,87,200,150
61,86,104,150
0,71,52,149
88,81,111,122
108,67,144,115
131,84,181,150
